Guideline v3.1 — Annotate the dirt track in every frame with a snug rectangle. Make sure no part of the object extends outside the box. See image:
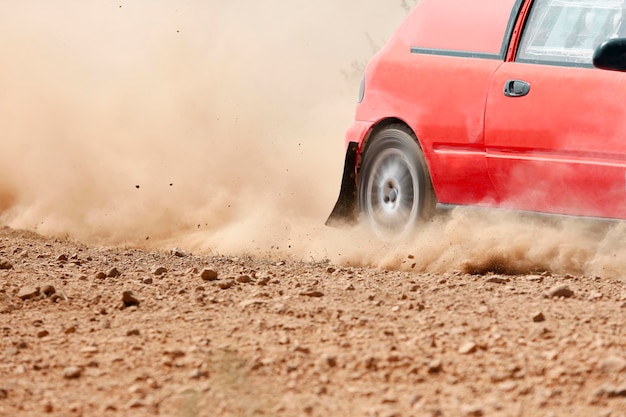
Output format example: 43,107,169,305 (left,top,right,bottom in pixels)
0,226,625,417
